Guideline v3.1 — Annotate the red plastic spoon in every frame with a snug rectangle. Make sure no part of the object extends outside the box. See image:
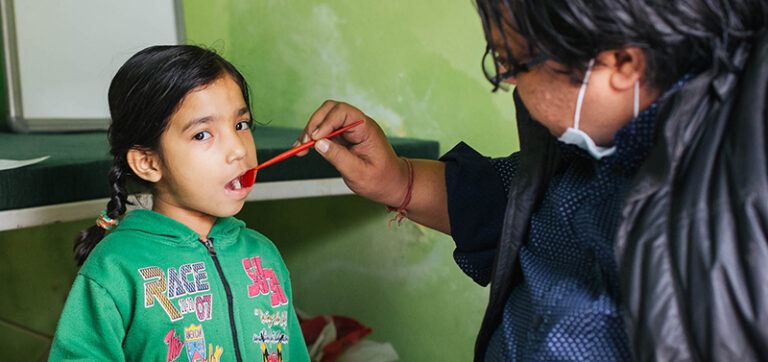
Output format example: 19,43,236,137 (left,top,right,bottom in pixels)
239,120,364,188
